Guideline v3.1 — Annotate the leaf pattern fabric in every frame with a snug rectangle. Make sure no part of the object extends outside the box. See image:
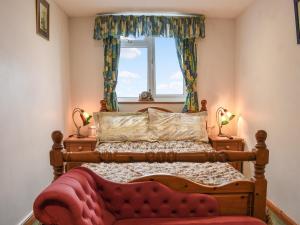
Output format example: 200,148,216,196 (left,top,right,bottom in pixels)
94,15,205,40
175,38,199,112
103,37,120,111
